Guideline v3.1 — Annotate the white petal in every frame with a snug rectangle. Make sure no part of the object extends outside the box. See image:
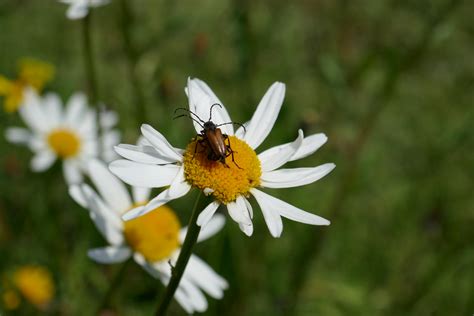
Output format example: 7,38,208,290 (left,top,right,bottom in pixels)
177,276,208,312
258,133,328,163
69,185,88,208
114,144,177,165
87,159,132,214
226,196,252,226
133,253,161,279
109,160,180,188
242,82,286,149
186,254,228,299
77,109,97,135
196,201,220,227
81,184,124,245
239,222,253,236
65,92,87,125
258,129,304,172
251,188,330,226
88,246,131,264
250,189,283,237
66,3,88,19
5,127,32,145
90,0,111,7
62,160,83,185
18,88,49,133
261,163,336,188
99,109,118,129
140,124,183,162
122,182,191,221
132,186,151,204
174,287,195,314
180,213,225,244
186,78,234,135
43,93,63,127
30,150,56,172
